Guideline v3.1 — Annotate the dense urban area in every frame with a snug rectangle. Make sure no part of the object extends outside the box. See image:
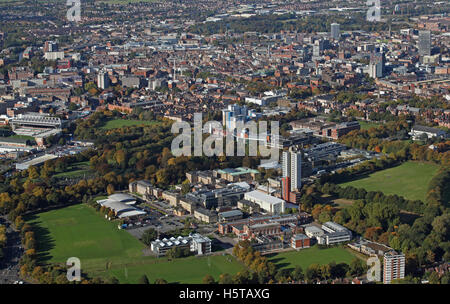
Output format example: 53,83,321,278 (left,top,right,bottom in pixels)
0,0,449,286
